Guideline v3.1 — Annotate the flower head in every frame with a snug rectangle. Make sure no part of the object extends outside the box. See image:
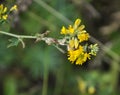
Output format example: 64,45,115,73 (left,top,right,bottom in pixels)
0,4,8,20
60,18,98,65
60,26,67,34
2,15,8,20
74,18,81,29
68,37,79,50
89,44,99,56
10,5,17,11
77,31,90,42
68,25,74,34
68,45,84,64
88,86,96,94
0,4,17,21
